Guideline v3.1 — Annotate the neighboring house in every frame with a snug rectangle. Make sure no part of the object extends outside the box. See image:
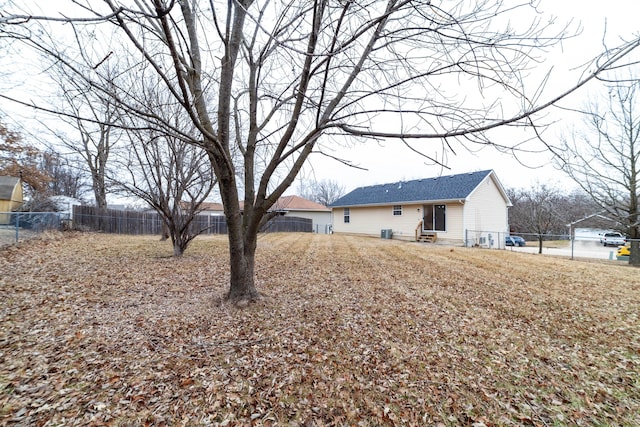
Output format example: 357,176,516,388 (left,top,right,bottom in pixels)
272,195,332,234
0,176,23,224
194,202,225,215
329,170,511,247
185,196,332,233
